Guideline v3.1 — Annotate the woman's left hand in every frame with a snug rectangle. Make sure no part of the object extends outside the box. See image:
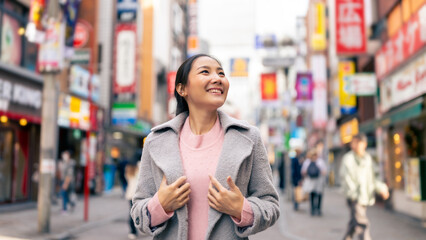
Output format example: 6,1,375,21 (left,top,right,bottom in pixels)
208,175,244,220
